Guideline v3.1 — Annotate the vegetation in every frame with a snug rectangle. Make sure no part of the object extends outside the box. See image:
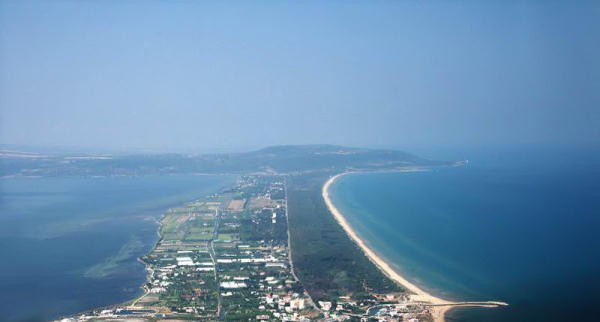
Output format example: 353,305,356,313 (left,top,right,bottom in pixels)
2,144,447,177
287,171,402,301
